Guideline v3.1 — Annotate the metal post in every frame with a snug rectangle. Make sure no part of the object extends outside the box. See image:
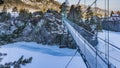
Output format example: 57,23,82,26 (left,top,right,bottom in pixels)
107,0,110,68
